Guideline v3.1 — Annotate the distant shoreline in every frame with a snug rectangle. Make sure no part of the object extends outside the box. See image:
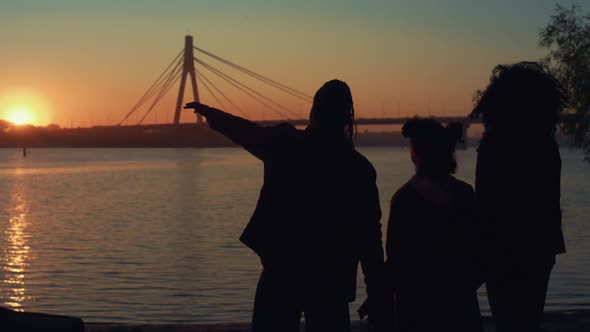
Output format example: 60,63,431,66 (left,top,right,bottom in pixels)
0,122,574,148
0,123,416,148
